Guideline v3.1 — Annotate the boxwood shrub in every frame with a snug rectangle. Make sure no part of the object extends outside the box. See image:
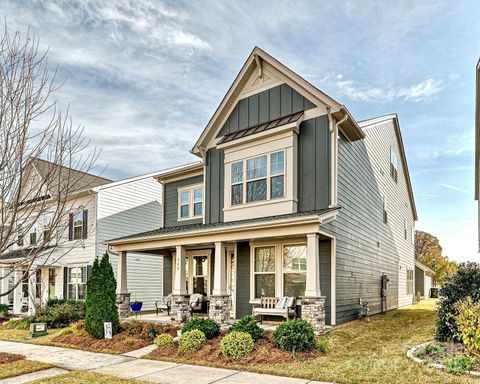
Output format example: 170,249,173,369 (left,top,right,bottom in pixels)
220,331,254,359
178,329,206,354
181,317,220,340
228,315,264,341
273,319,316,352
154,333,174,349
